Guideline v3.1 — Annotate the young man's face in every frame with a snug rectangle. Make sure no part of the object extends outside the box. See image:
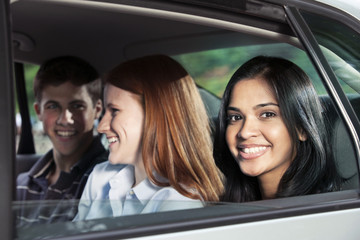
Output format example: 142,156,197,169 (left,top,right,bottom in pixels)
34,81,102,158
